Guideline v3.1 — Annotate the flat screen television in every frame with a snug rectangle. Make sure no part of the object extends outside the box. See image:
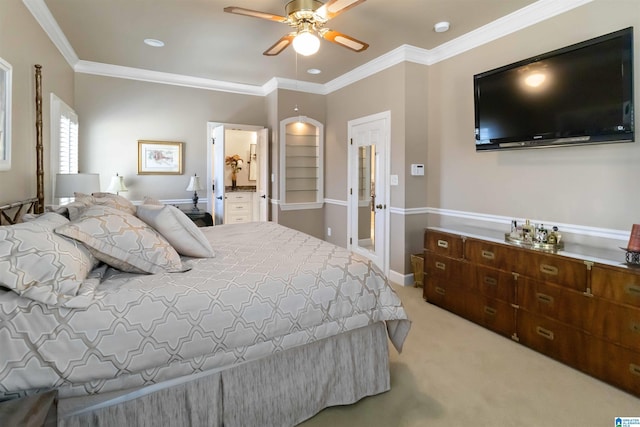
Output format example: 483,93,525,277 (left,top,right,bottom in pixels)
474,27,634,151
